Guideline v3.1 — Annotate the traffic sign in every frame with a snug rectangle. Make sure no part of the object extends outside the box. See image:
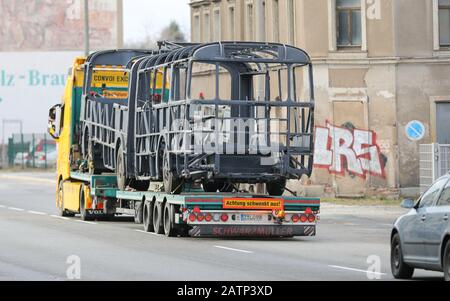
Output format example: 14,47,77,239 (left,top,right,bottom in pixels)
405,120,425,141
